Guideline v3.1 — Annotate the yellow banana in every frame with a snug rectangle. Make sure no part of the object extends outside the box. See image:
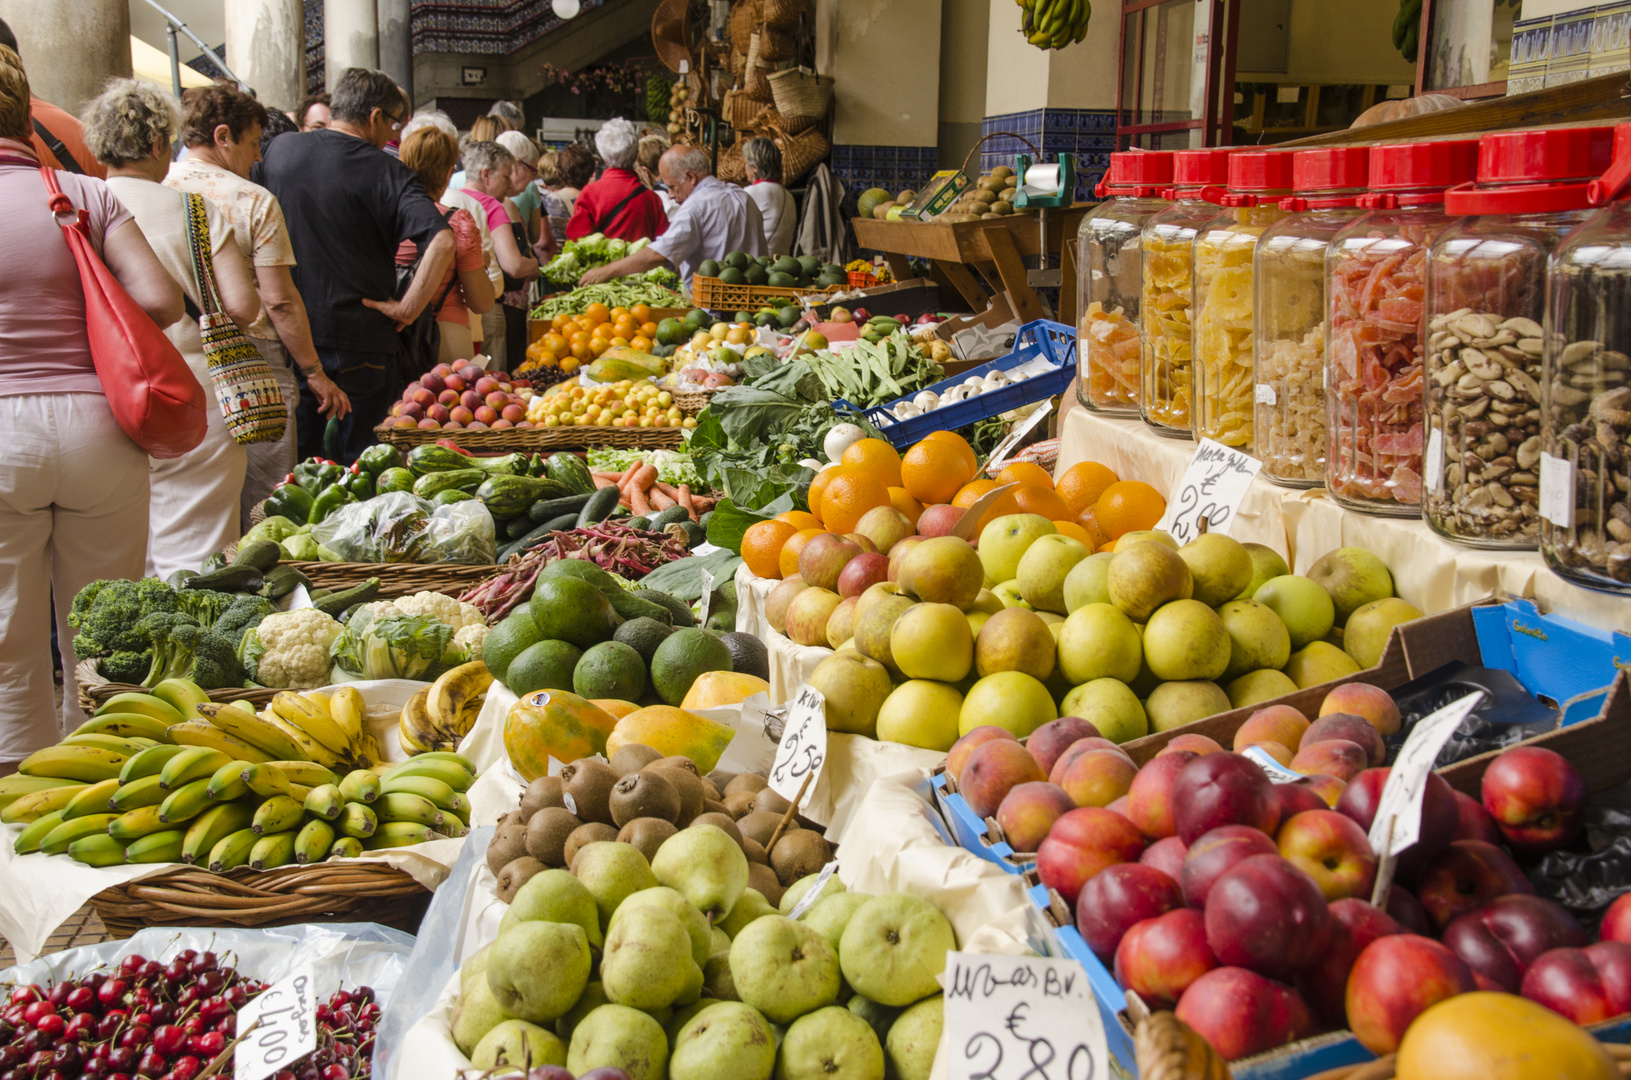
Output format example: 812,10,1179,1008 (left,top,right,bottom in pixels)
61,779,121,820
328,686,366,749
73,712,173,743
14,810,65,854
373,792,444,828
381,774,467,815
339,770,380,804
354,733,385,770
328,836,365,859
383,757,474,792
271,691,351,755
197,702,306,761
294,818,336,864
159,747,232,790
109,805,172,841
18,745,126,784
304,784,345,820
425,662,493,738
150,678,210,720
167,721,272,764
126,829,185,863
62,733,150,757
263,761,338,788
397,725,430,757
288,782,312,803
256,709,346,769
206,761,250,802
1,783,88,825
336,802,377,839
158,778,213,824
118,744,187,785
364,821,445,849
68,834,129,867
208,827,257,872
110,773,167,812
250,830,297,870
95,692,185,726
439,811,469,837
40,814,119,856
398,688,440,752
251,794,304,835
0,775,81,811
182,800,256,864
241,763,291,799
